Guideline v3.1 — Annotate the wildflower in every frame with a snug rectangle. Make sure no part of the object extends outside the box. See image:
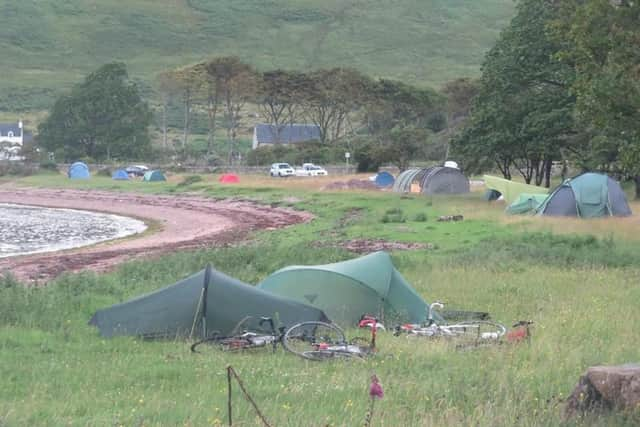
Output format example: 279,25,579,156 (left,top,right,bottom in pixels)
369,375,384,399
